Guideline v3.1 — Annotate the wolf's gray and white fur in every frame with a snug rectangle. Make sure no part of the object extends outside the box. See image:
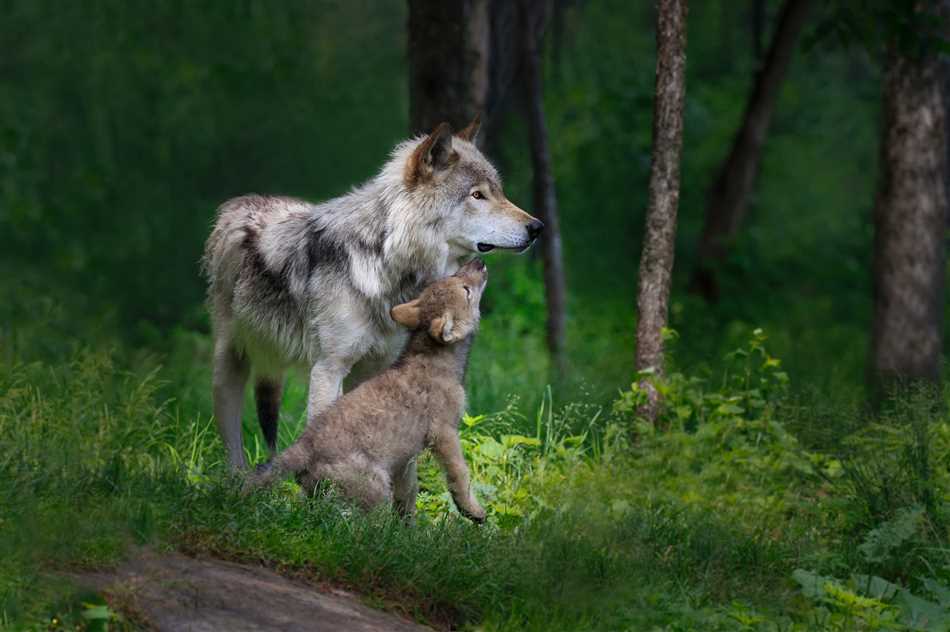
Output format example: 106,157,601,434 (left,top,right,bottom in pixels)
203,120,541,469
